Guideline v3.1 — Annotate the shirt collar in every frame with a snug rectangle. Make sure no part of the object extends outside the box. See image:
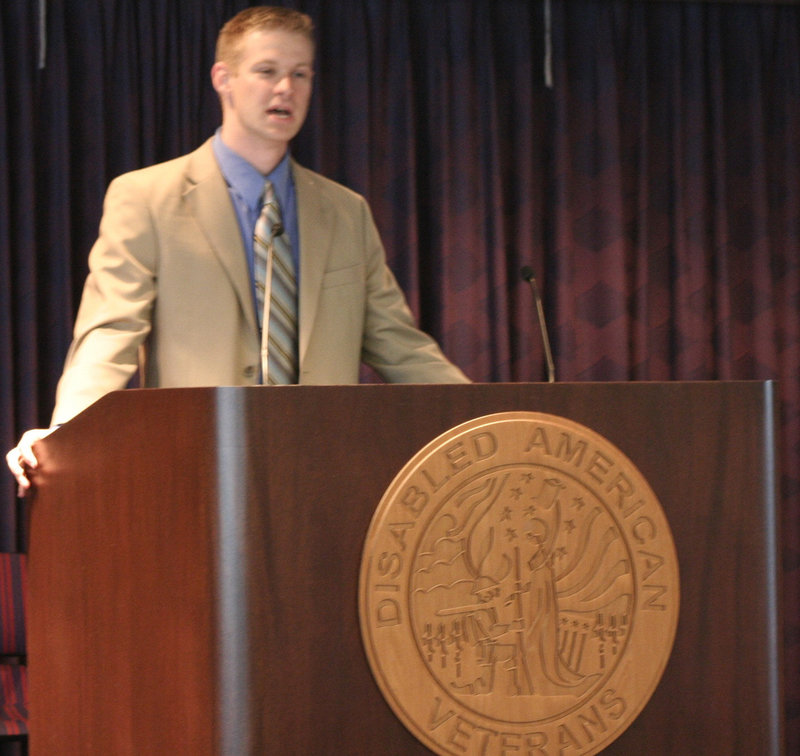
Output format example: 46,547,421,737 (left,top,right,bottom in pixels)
212,130,293,211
